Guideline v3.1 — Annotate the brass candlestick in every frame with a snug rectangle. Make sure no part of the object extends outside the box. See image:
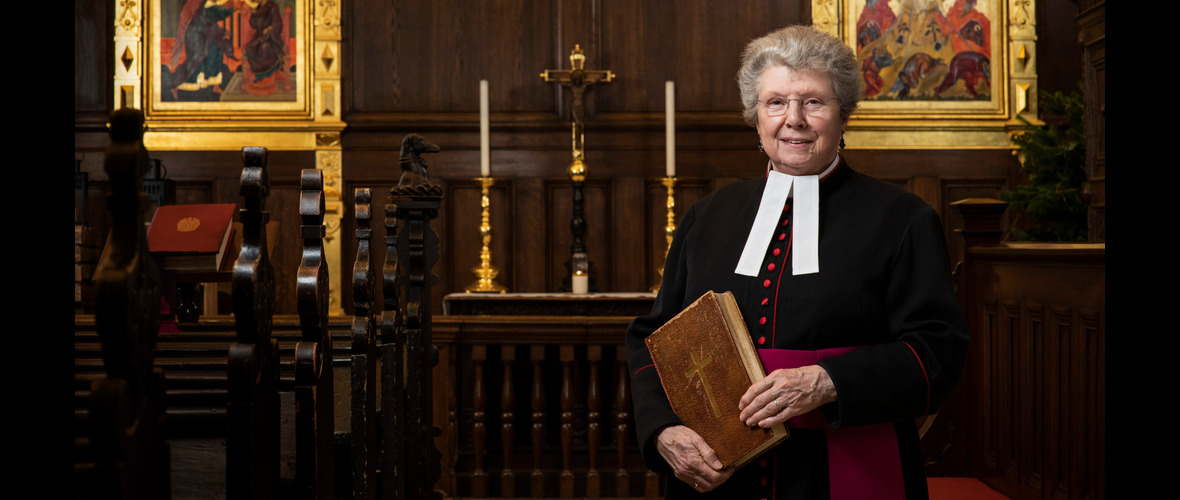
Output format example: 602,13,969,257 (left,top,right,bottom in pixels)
651,176,677,293
466,176,507,293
